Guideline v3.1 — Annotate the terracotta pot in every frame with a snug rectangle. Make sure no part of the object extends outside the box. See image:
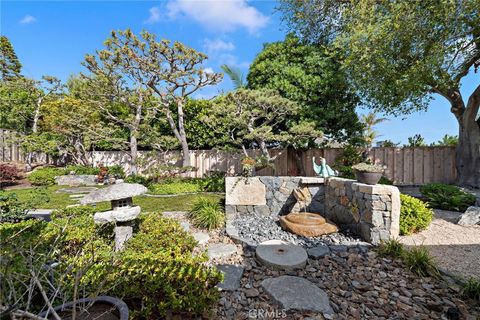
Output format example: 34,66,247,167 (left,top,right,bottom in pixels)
39,296,129,320
355,171,382,185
